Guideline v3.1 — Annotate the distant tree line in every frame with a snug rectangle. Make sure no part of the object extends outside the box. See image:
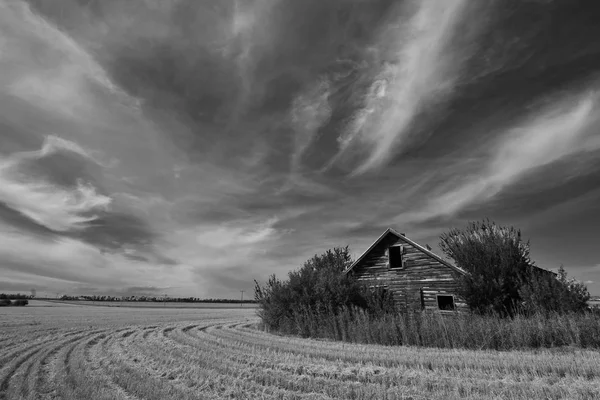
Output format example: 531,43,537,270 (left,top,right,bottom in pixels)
57,295,256,303
0,292,256,303
0,293,34,300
